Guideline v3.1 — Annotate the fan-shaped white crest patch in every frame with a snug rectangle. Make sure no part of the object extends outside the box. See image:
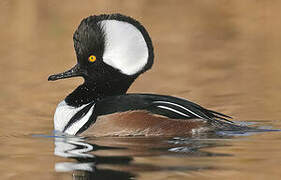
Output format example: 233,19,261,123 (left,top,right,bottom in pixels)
99,20,149,75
